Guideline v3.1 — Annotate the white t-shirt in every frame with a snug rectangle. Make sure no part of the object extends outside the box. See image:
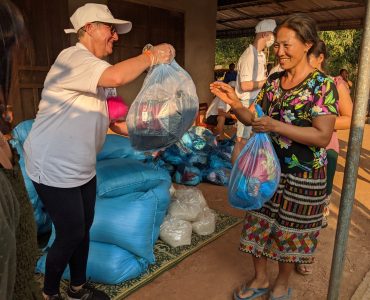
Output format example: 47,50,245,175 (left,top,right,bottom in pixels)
24,43,111,188
235,44,266,102
205,97,231,119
